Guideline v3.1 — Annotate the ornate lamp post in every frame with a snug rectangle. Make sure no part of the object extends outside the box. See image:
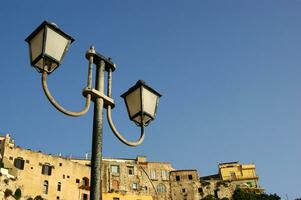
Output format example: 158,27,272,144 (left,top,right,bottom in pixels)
25,21,161,200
